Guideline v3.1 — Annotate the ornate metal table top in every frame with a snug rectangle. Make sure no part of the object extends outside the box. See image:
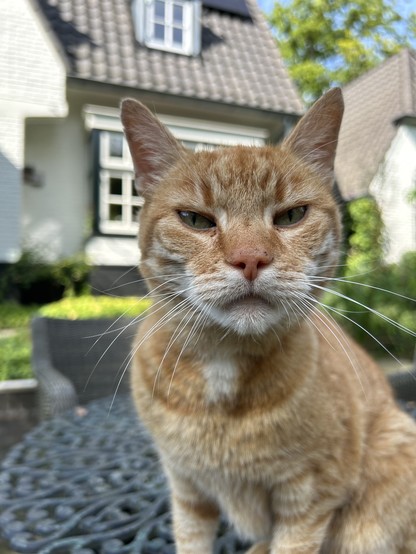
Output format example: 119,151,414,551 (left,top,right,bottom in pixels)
0,395,247,554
